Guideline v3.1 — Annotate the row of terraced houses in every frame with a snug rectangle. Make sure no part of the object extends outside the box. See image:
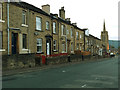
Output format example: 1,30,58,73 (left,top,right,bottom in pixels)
0,1,109,69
